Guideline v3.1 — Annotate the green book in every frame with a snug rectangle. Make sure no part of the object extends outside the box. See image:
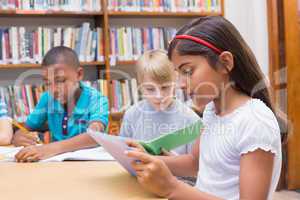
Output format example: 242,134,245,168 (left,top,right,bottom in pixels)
139,120,203,155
